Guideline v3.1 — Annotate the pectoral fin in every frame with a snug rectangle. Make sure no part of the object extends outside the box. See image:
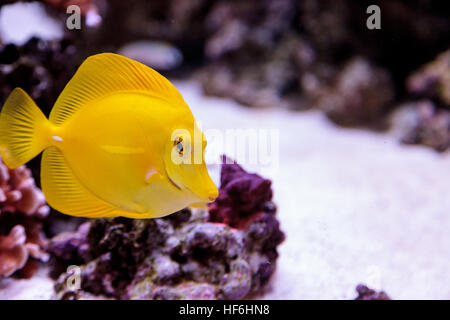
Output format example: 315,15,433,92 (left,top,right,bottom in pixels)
145,168,164,184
